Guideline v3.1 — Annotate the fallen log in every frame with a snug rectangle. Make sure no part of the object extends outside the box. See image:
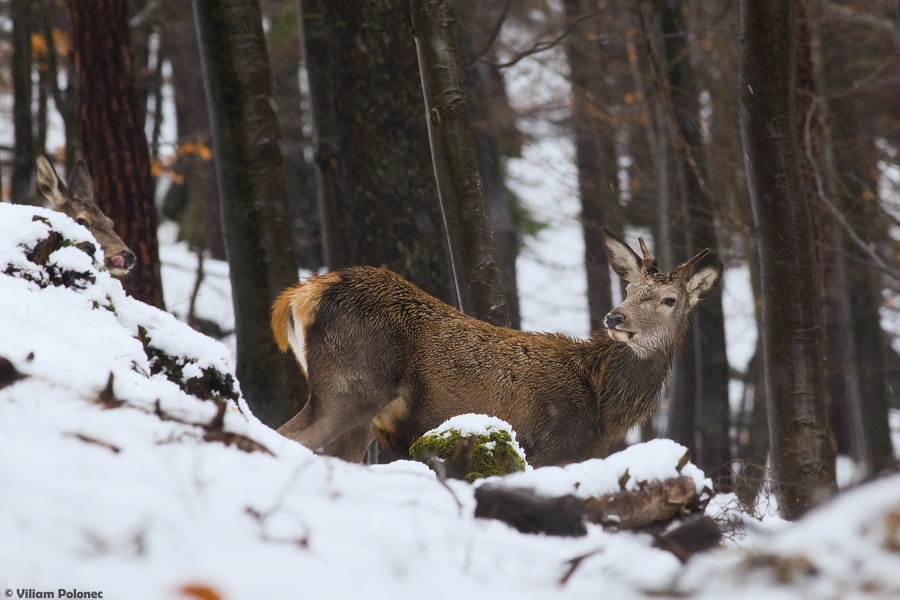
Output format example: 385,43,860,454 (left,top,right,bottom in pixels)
474,485,587,537
583,475,701,529
474,475,706,537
